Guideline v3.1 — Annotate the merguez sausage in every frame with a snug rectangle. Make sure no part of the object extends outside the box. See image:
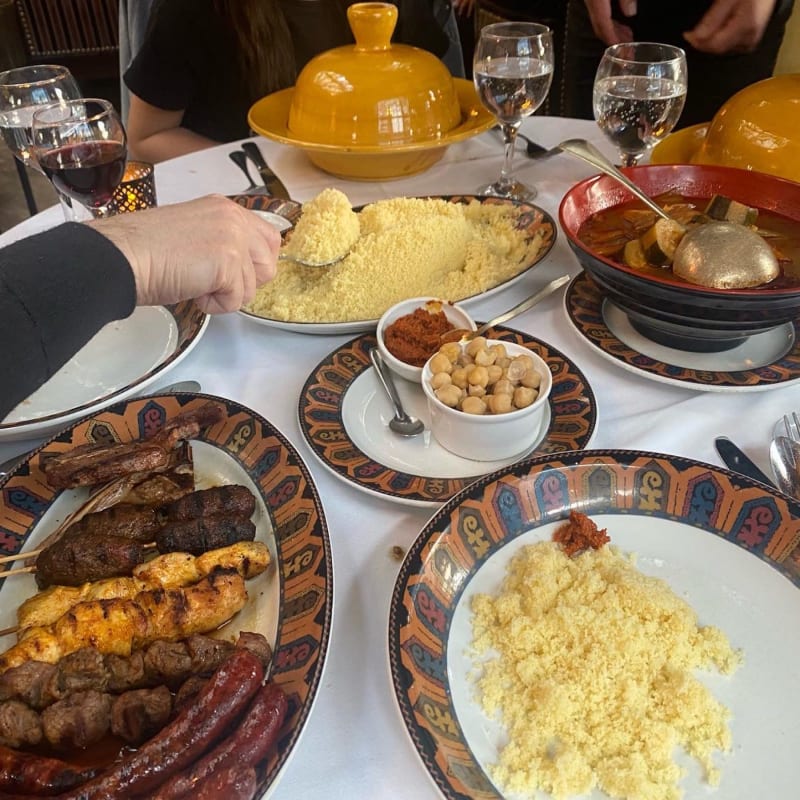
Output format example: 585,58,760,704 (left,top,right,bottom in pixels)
0,745,98,796
57,648,264,800
150,681,288,800
193,765,257,800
